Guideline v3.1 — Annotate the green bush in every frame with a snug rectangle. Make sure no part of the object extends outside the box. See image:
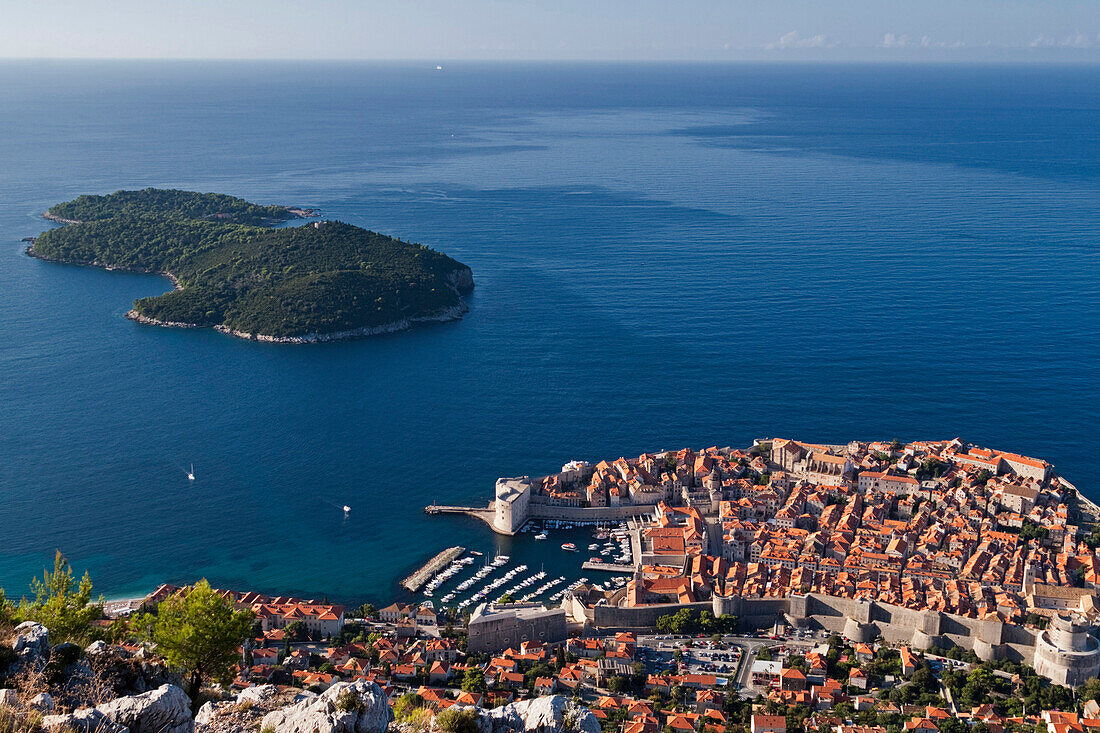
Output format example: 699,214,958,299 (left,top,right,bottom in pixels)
334,689,364,713
392,693,425,721
435,708,480,733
